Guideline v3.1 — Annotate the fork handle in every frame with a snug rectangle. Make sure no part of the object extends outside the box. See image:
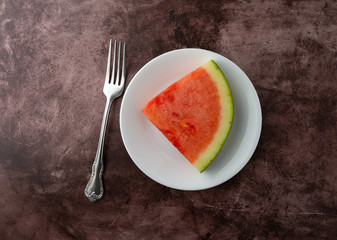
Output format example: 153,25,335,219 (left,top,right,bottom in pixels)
85,98,113,202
